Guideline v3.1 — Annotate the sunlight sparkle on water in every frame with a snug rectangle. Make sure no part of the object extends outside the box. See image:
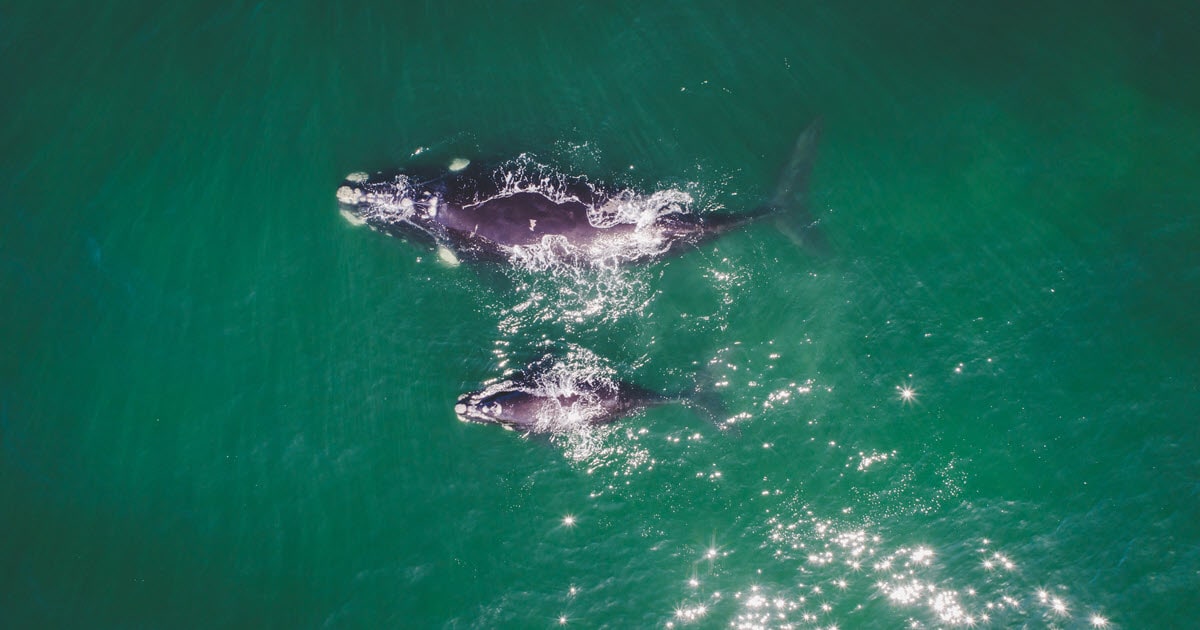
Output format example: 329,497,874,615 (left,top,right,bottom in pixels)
662,504,1115,627
897,384,917,403
673,602,708,623
562,514,576,527
909,546,934,565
